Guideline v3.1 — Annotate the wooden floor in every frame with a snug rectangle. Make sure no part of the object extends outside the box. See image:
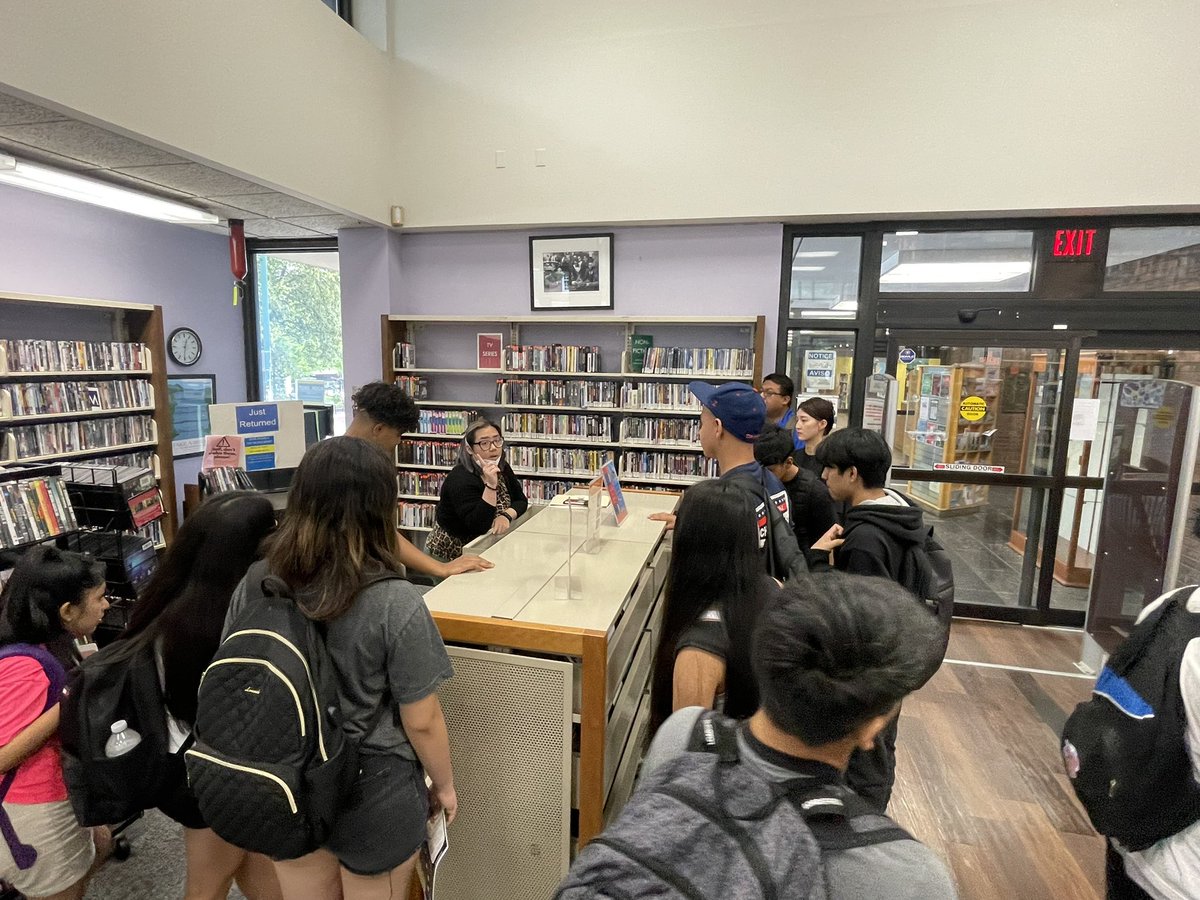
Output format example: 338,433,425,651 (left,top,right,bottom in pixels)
891,619,1105,900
